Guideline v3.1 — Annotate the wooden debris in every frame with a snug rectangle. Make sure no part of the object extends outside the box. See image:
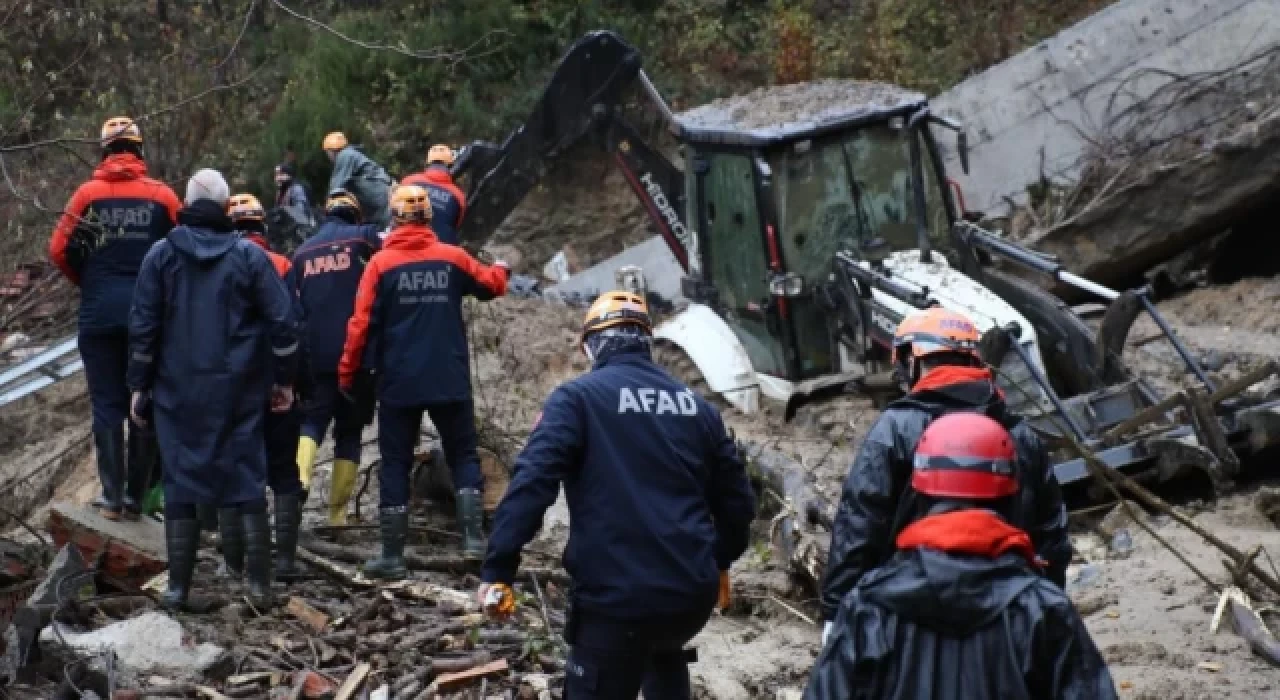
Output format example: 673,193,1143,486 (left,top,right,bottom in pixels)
226,671,281,686
334,662,372,700
384,580,477,612
1211,585,1280,667
286,595,330,633
744,443,832,594
433,658,508,692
